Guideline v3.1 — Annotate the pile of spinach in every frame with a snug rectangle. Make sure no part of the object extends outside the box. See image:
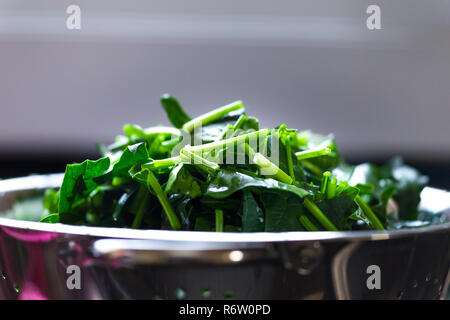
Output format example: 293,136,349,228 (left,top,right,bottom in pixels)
40,95,432,231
